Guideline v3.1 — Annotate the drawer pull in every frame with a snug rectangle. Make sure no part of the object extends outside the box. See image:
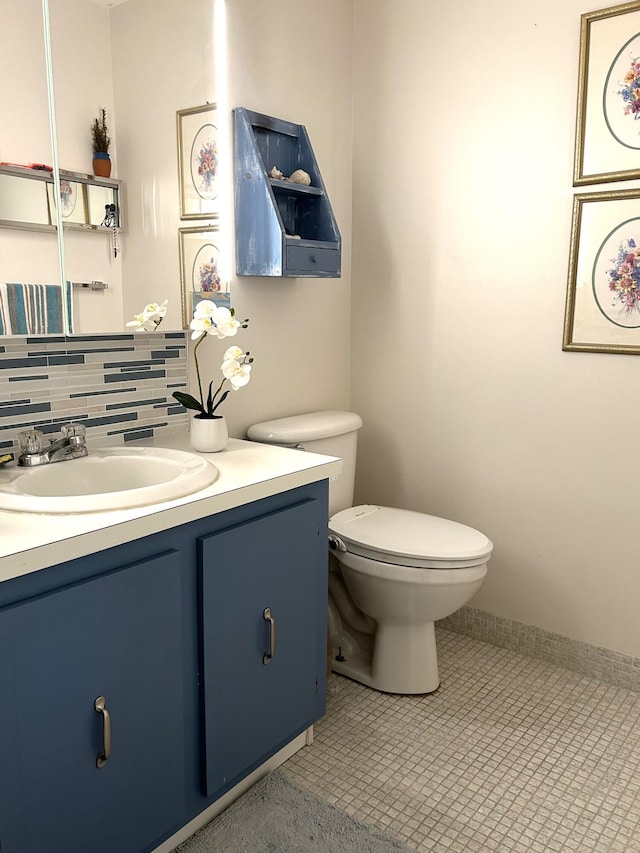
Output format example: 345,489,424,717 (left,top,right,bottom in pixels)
263,607,276,664
95,695,112,768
